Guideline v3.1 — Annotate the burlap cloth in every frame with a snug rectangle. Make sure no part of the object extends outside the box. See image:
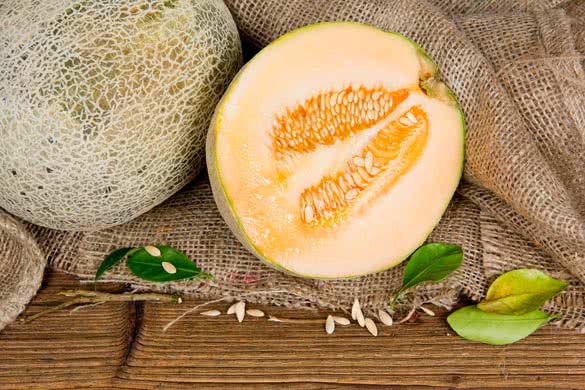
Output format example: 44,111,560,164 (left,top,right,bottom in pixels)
3,0,585,329
0,211,45,330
